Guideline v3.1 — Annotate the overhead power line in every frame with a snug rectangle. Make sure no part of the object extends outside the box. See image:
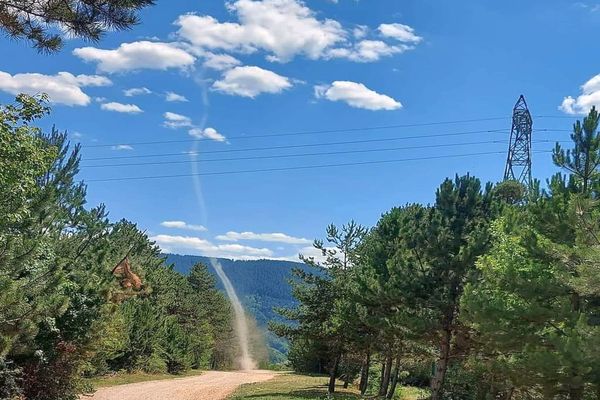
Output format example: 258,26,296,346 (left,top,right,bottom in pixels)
81,116,573,149
85,128,568,162
82,117,512,148
82,139,536,169
82,139,565,169
84,139,506,168
87,150,554,183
